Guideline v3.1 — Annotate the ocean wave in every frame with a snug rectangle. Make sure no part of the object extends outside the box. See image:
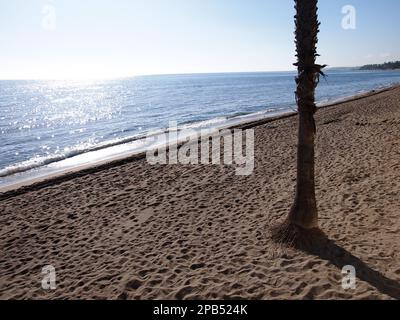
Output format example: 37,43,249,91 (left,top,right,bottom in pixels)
0,109,288,178
0,135,145,177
